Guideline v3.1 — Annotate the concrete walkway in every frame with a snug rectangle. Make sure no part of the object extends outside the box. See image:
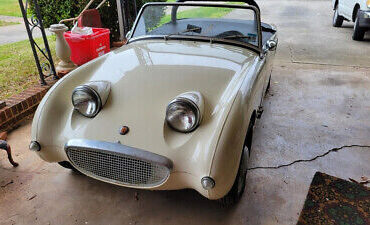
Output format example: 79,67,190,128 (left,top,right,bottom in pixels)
0,0,369,225
0,15,51,45
0,15,23,23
